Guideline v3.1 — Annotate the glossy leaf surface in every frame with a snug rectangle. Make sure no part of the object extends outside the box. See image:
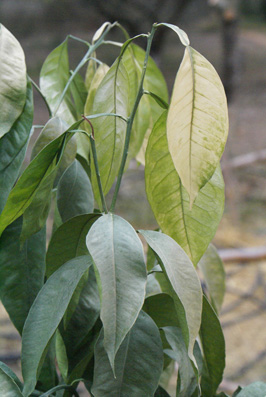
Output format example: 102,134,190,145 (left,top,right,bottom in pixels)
57,159,94,223
145,111,224,265
0,367,23,397
0,24,27,137
46,213,100,277
91,311,163,396
22,255,92,397
86,214,146,371
167,46,228,205
140,230,202,361
0,79,33,213
198,244,225,313
200,296,225,396
0,218,46,334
